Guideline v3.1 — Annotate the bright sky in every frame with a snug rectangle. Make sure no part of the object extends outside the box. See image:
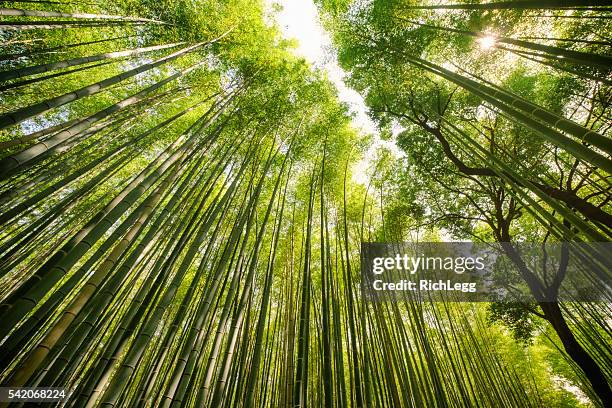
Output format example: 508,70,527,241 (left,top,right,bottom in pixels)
267,0,403,184
271,0,377,135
